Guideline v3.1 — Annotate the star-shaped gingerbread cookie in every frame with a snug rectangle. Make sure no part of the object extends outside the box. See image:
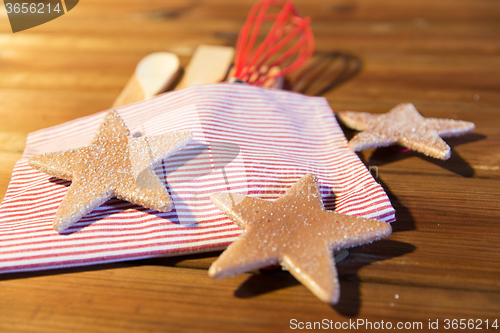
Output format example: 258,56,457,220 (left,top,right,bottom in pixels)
29,110,193,232
337,103,475,160
208,173,391,304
